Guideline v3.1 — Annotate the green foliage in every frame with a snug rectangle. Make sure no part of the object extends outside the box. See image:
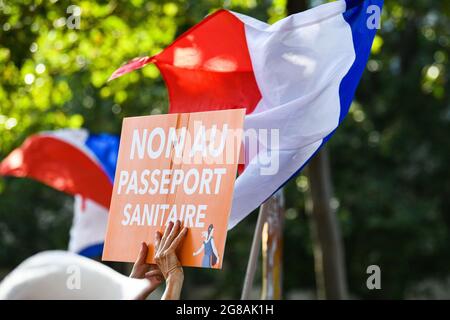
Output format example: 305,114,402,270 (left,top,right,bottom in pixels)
0,0,449,299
